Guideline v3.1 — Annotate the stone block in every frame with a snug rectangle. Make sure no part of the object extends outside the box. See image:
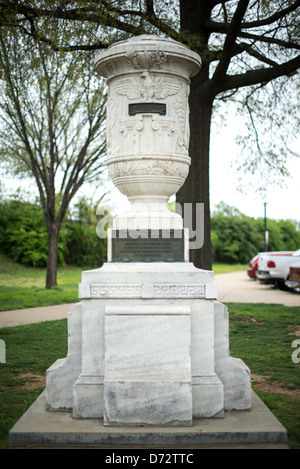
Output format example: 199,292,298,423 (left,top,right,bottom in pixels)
46,303,82,410
73,375,104,419
104,381,192,426
104,305,192,426
214,301,251,410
